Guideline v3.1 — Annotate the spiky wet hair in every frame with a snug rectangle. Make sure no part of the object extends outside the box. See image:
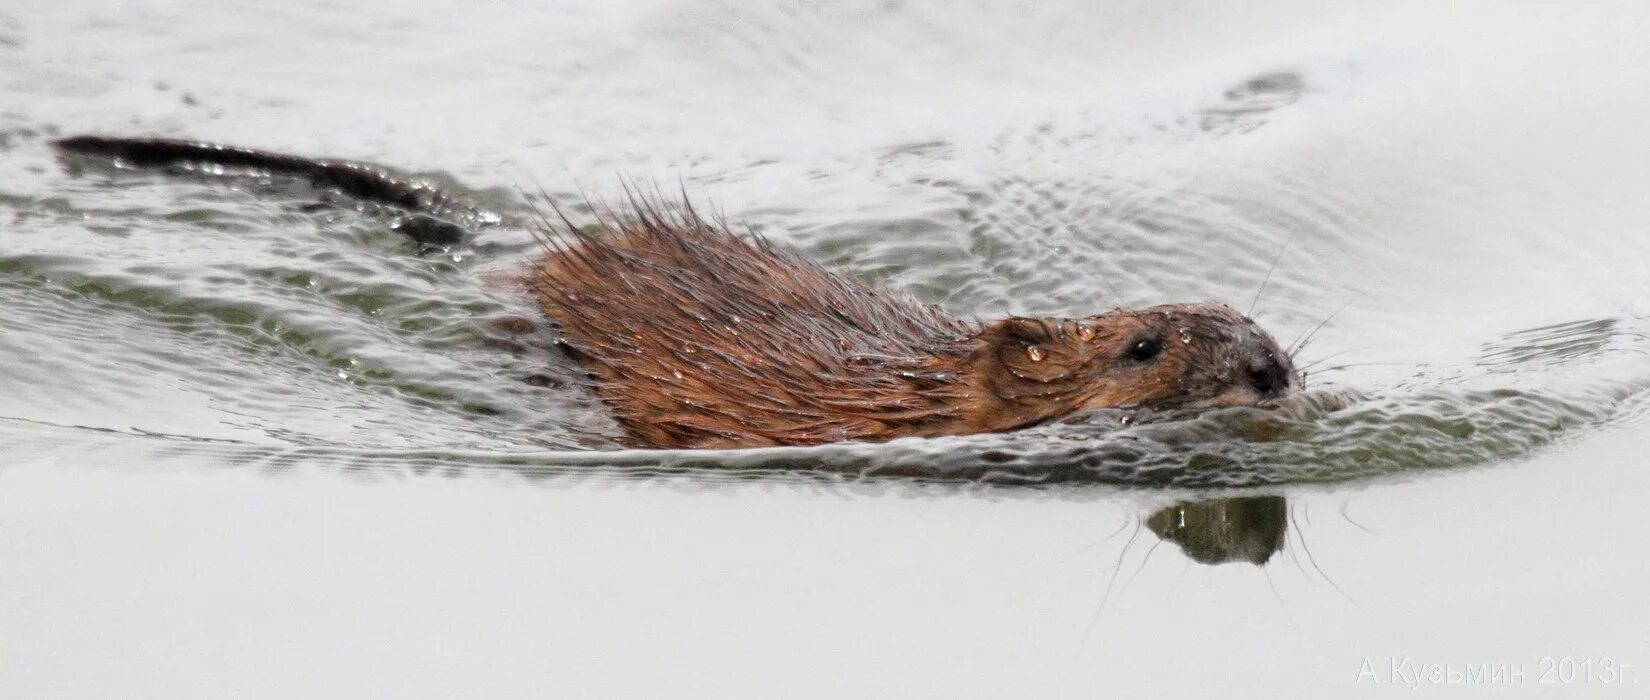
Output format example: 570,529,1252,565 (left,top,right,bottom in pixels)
529,195,983,448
